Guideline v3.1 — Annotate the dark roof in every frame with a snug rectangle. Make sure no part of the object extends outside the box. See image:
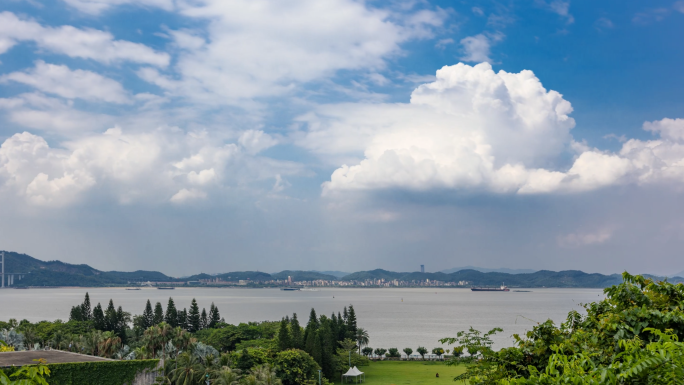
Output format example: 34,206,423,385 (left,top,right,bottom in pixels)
0,350,112,367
